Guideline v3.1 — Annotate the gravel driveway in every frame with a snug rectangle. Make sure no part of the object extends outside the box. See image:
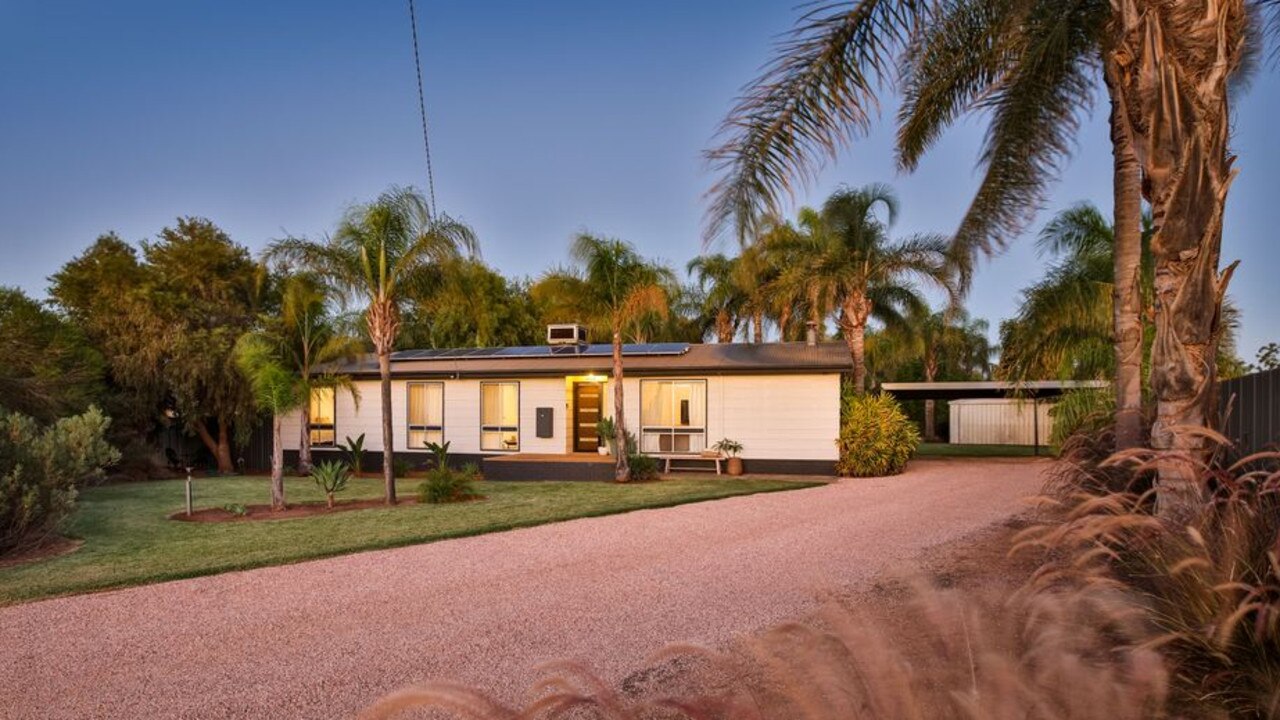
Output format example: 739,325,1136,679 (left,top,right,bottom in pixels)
1,458,1046,719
